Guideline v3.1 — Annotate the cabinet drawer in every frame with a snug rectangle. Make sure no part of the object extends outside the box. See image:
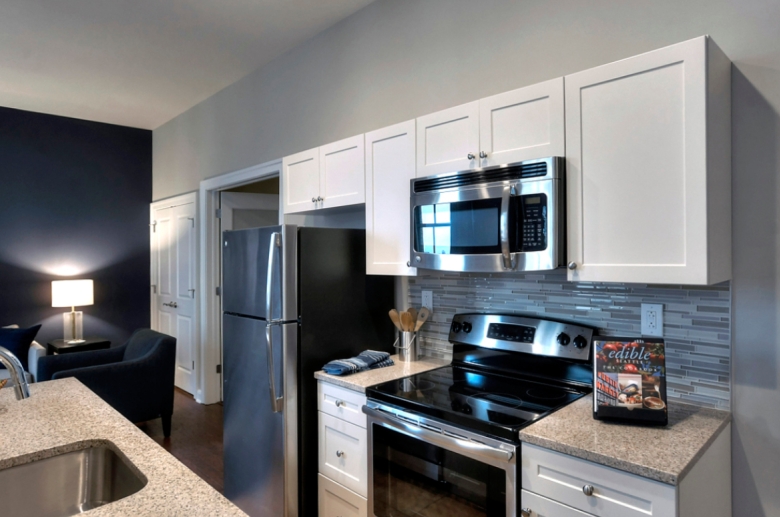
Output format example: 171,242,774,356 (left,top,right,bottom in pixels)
319,474,368,517
318,381,367,428
521,443,676,517
522,490,595,517
319,411,368,497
